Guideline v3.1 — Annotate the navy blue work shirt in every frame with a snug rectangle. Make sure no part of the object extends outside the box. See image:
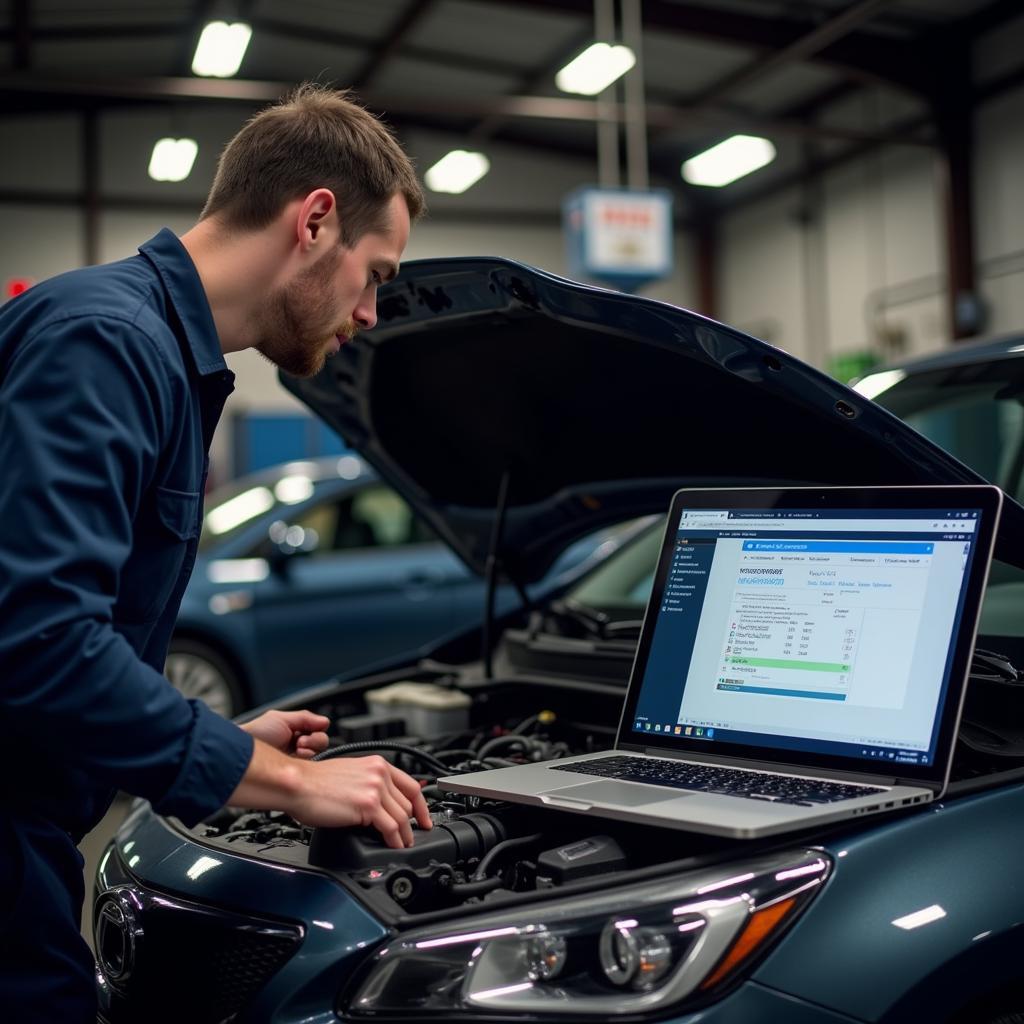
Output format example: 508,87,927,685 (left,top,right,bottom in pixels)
0,230,255,1017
